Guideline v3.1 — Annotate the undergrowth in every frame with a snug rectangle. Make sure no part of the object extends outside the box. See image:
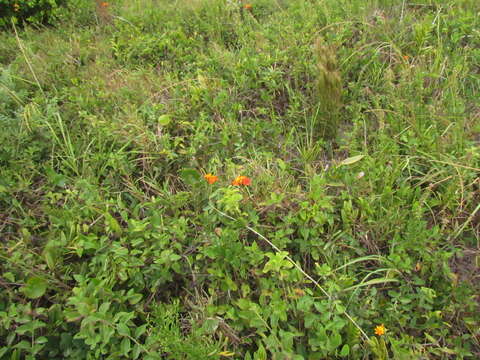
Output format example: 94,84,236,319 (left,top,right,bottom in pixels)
0,0,479,359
